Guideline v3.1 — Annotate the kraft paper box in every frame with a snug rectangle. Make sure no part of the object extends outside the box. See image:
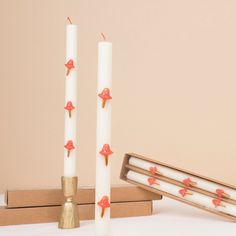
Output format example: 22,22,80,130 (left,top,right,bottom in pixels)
0,201,152,226
120,153,236,222
5,185,162,208
1,185,161,226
